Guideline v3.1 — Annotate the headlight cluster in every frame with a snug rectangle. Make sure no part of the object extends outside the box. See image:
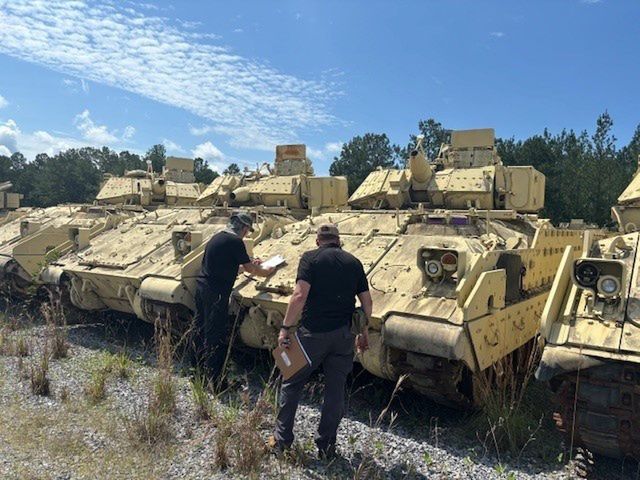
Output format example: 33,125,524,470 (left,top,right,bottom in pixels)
573,259,625,299
422,249,460,280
